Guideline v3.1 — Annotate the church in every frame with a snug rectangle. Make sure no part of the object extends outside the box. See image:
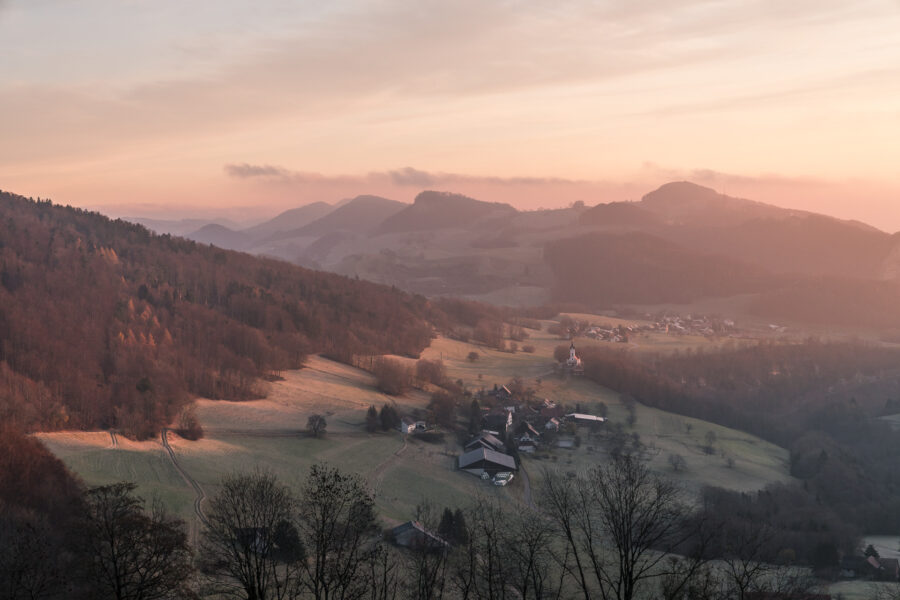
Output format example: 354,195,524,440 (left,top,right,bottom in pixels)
563,341,584,374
